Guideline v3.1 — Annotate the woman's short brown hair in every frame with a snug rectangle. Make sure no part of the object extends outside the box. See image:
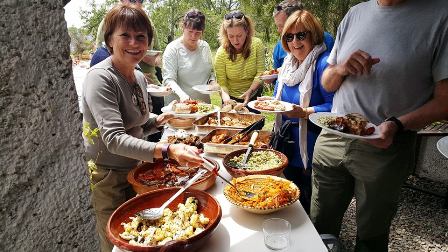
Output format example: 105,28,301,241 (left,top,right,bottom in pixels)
103,4,153,54
182,9,206,31
218,11,255,62
281,10,323,53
